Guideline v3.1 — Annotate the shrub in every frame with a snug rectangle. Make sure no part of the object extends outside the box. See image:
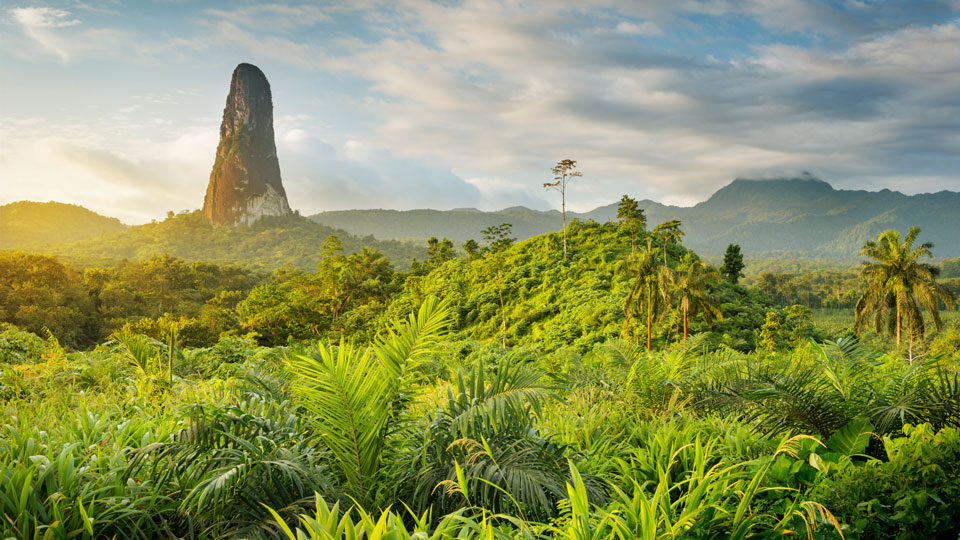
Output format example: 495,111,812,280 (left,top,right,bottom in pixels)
814,423,960,539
